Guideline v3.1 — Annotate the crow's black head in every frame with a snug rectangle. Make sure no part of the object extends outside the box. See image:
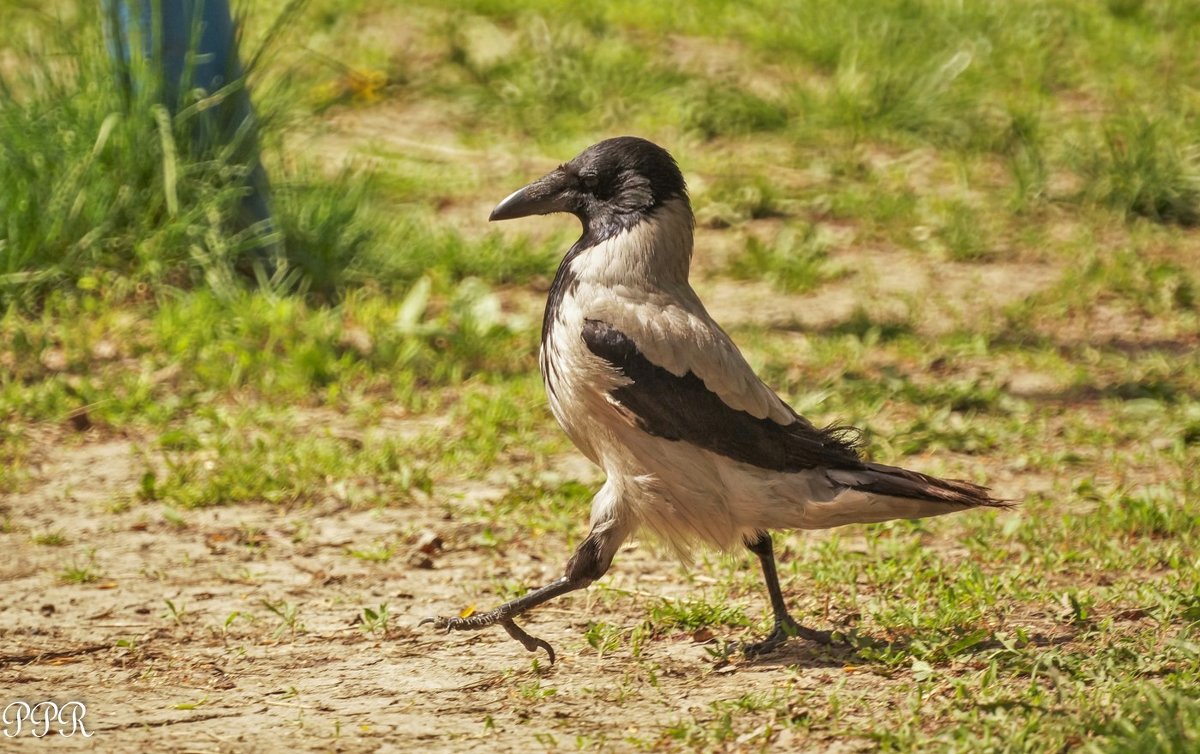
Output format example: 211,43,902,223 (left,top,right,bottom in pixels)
490,137,688,244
